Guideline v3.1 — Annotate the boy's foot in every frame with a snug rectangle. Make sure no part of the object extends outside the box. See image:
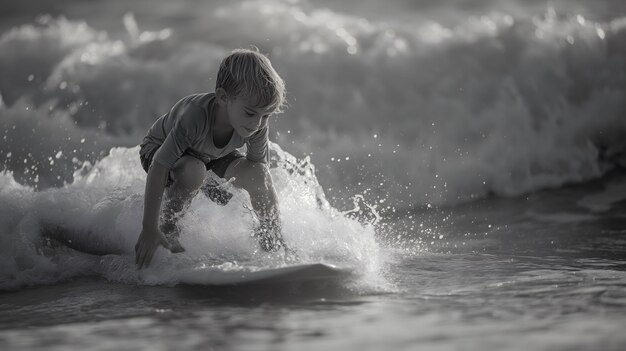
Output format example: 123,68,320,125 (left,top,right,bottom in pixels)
159,222,186,253
201,183,233,206
257,232,282,252
253,218,285,253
